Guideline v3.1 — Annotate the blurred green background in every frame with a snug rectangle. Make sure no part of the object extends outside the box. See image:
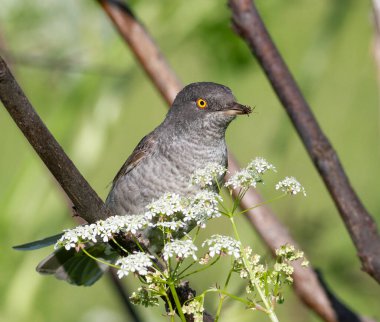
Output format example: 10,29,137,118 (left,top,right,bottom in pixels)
1,0,379,321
